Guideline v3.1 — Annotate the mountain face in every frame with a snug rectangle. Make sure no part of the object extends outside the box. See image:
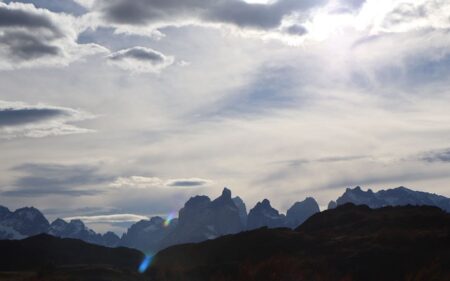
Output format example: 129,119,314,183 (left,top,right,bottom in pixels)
48,218,120,247
161,188,244,247
334,186,450,212
149,204,450,281
285,197,320,228
232,196,248,226
120,216,177,253
0,207,49,237
247,199,286,230
0,206,11,220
